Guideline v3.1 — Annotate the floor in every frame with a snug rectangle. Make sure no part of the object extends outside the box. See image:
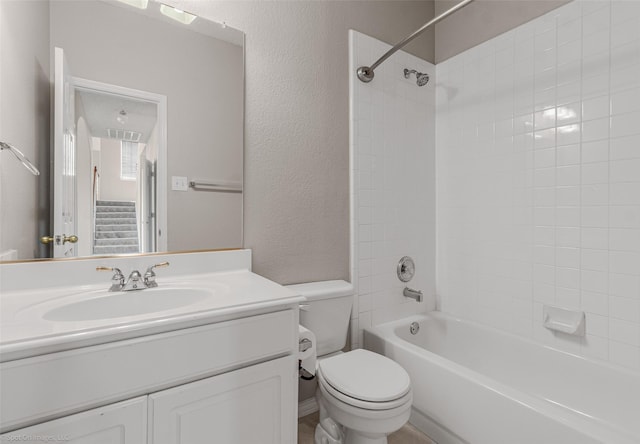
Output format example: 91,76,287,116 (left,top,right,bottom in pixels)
298,412,435,444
